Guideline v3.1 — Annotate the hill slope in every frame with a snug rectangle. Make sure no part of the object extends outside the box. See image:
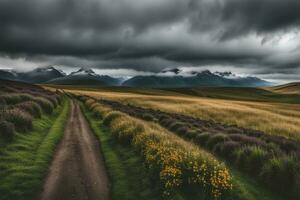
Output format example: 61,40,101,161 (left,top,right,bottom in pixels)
0,70,18,81
0,66,65,83
269,82,300,94
18,66,66,83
